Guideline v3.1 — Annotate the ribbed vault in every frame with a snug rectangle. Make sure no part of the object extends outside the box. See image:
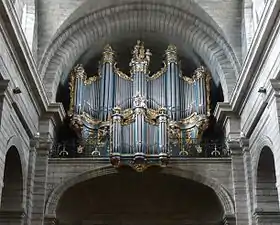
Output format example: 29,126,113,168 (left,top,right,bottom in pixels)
40,2,241,102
